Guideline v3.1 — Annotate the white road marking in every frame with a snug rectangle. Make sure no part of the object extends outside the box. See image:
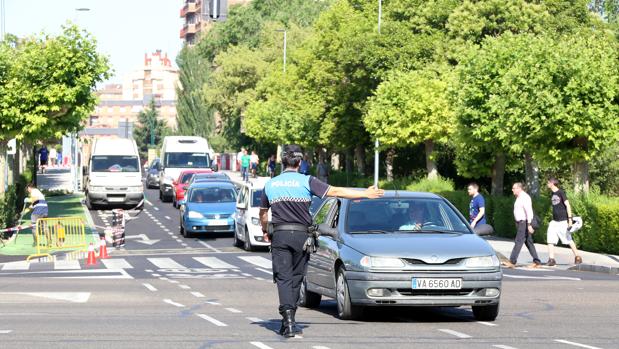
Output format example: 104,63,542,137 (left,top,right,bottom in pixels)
181,243,188,247
152,273,161,277
190,292,205,298
145,200,153,206
179,285,191,290
254,277,266,281
159,277,169,281
44,269,133,279
197,240,222,253
2,261,30,271
205,301,221,305
153,207,159,211
196,313,227,327
503,274,581,281
168,232,174,235
250,342,274,349
246,317,264,323
239,256,272,269
194,257,237,269
163,299,185,308
0,292,90,303
165,216,171,220
242,273,252,277
554,339,603,349
147,258,185,269
225,307,242,313
142,283,157,292
167,280,180,284
477,321,498,327
145,269,153,273
255,268,273,275
54,260,81,270
438,329,472,339
101,258,133,269
0,330,13,334
493,345,519,349
313,347,331,349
